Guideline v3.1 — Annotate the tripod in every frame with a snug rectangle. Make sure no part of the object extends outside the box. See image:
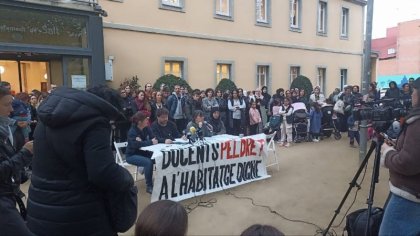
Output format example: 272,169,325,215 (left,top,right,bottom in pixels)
323,136,383,236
